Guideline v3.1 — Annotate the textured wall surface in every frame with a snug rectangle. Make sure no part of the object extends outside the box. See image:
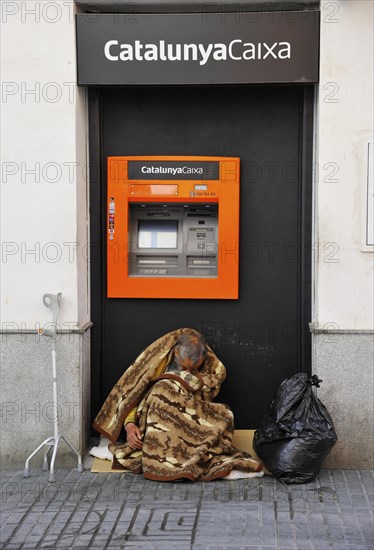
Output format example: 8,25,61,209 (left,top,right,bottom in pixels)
0,332,90,469
314,332,374,469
